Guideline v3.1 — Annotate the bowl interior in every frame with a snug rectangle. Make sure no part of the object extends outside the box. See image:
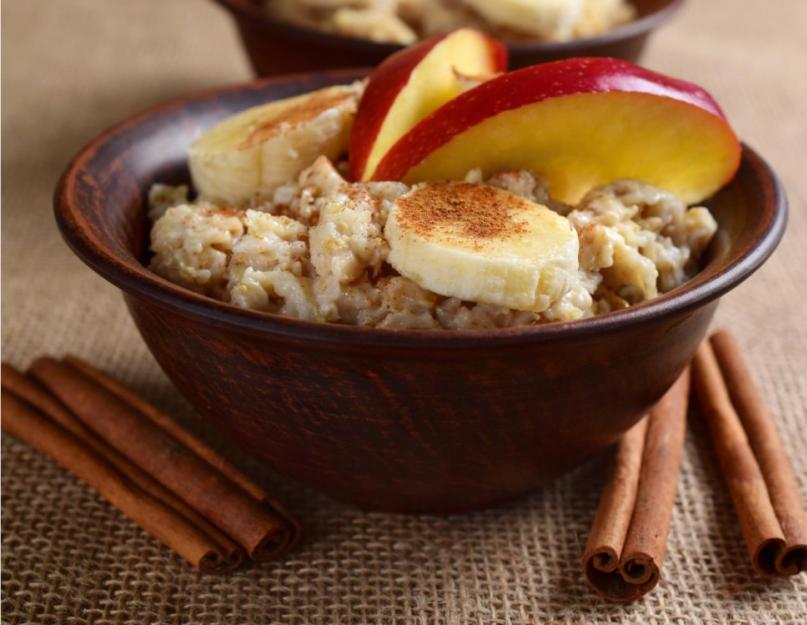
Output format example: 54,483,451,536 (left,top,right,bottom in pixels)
55,71,786,346
224,0,686,45
221,0,685,51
